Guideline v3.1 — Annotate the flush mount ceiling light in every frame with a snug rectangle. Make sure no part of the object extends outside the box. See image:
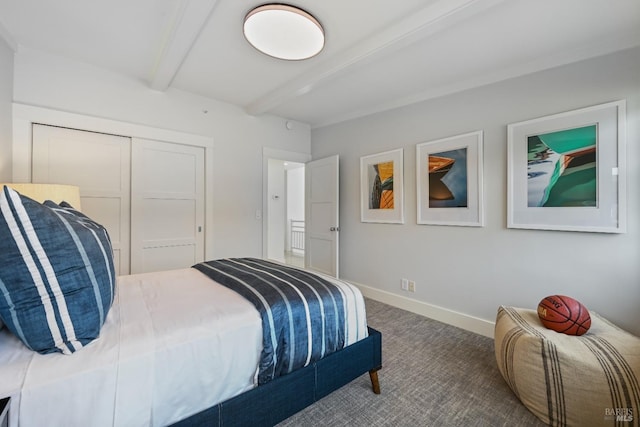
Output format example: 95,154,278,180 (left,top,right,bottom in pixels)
243,4,324,60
